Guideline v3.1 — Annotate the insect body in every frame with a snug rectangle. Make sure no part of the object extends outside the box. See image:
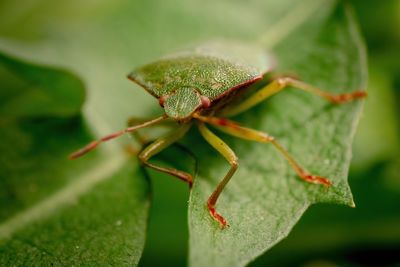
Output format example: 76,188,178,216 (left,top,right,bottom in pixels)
70,43,366,228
